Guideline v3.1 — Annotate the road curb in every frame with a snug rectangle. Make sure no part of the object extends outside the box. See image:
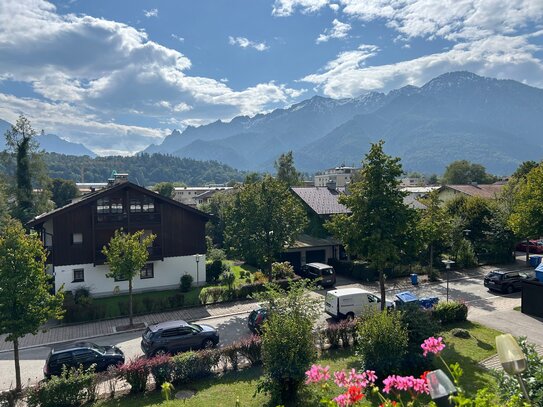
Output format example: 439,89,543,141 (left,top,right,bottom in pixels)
0,309,252,354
